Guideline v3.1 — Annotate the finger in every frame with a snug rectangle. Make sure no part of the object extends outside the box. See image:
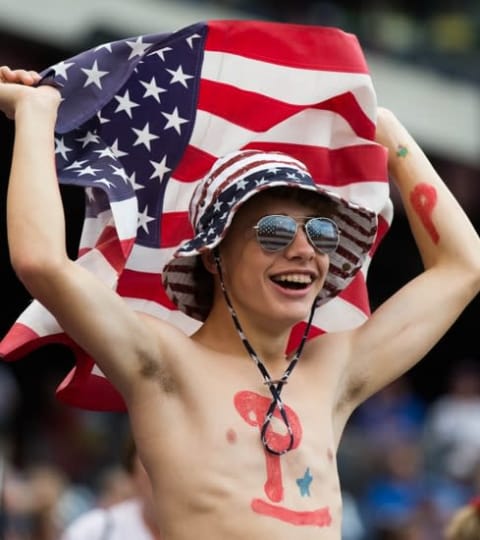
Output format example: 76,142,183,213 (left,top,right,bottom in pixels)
0,67,39,85
28,70,41,83
0,65,12,82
